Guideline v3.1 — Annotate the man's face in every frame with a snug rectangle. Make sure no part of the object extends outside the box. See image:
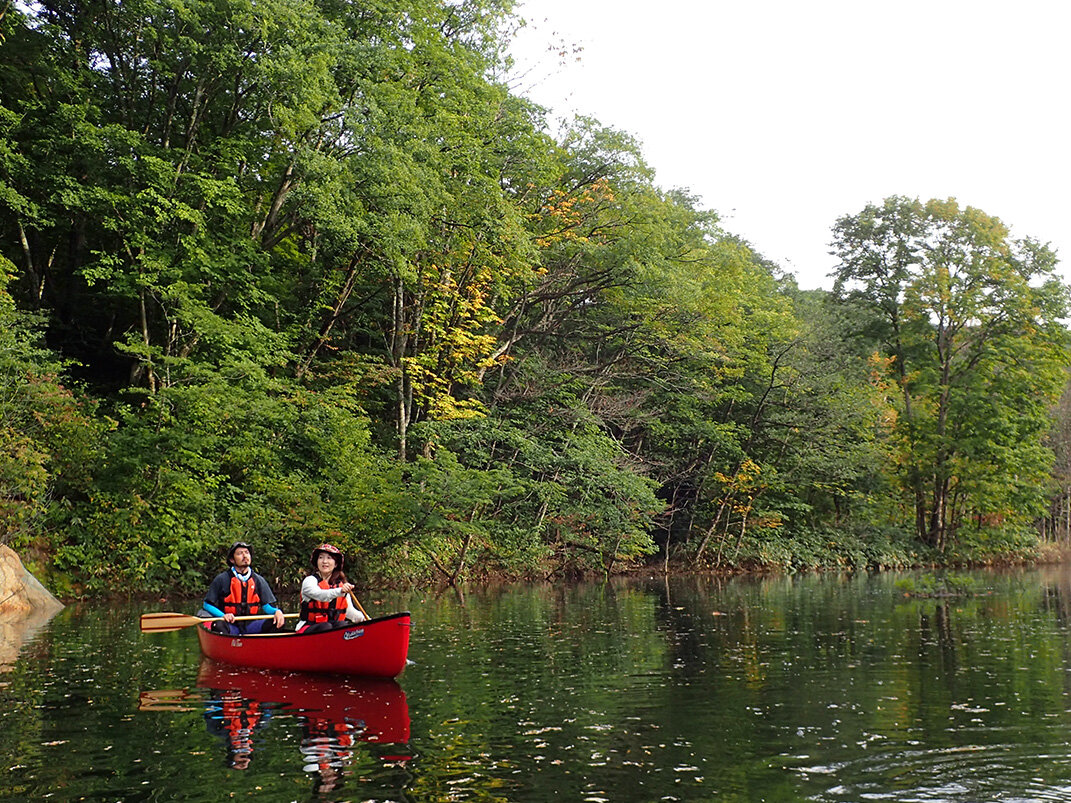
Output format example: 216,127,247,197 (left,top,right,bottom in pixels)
231,547,252,568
